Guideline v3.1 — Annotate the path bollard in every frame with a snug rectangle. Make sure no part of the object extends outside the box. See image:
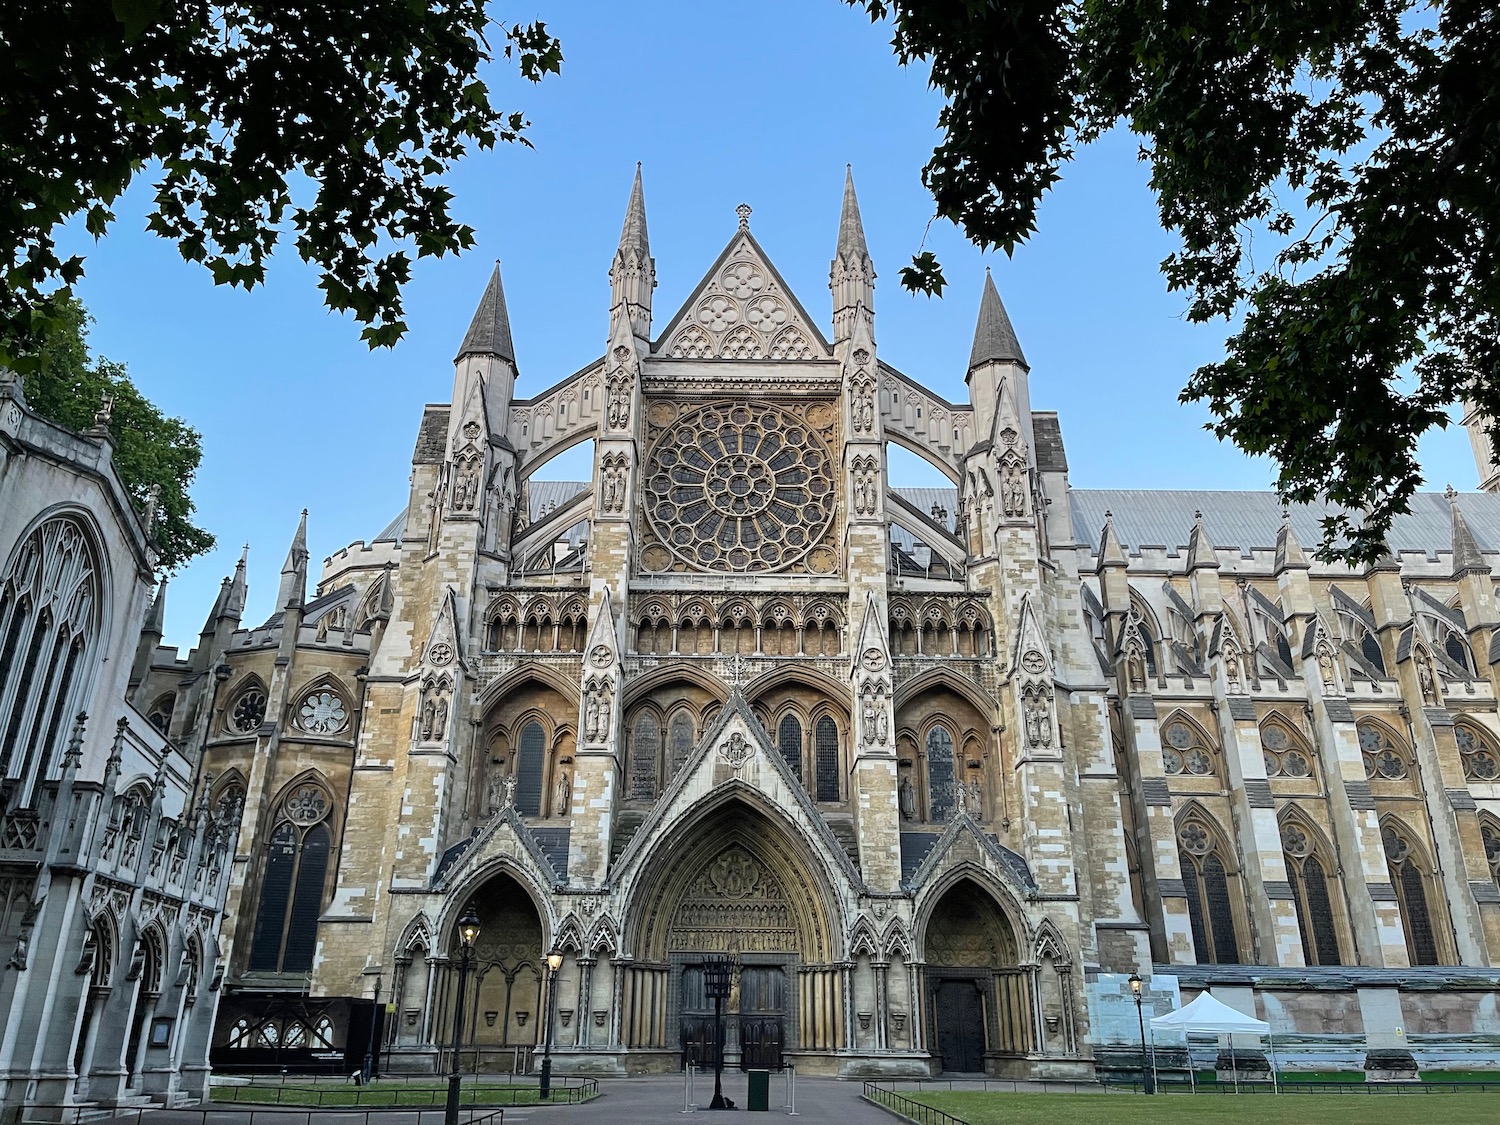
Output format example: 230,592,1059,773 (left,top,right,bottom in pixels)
783,1064,797,1115
683,1062,698,1112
